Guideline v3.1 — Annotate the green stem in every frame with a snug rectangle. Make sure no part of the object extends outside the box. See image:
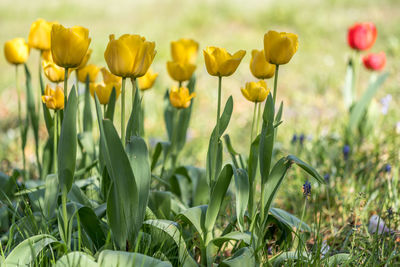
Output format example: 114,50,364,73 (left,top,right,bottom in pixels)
326,186,334,235
53,111,58,173
171,108,180,169
75,71,82,133
272,65,280,104
103,104,107,116
121,77,126,146
16,66,26,179
216,76,222,136
255,101,262,136
294,198,307,250
64,67,69,104
250,102,257,144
